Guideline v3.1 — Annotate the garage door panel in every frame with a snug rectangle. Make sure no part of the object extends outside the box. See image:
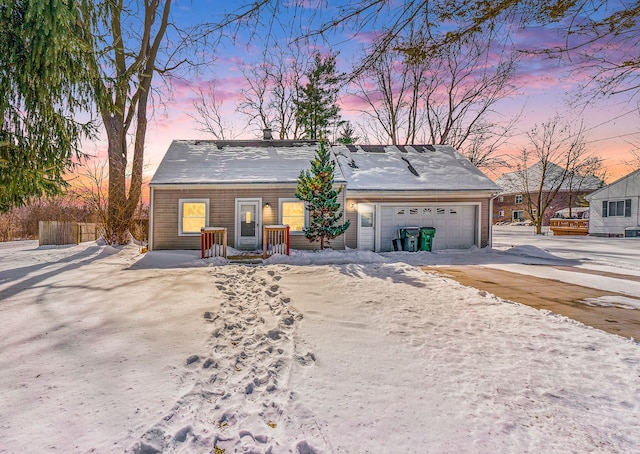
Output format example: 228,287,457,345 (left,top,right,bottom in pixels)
378,204,476,251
